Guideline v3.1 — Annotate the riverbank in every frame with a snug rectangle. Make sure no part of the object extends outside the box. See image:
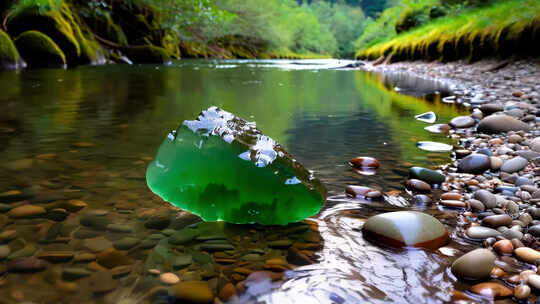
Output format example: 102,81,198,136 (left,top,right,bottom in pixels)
355,0,540,63
362,58,540,301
